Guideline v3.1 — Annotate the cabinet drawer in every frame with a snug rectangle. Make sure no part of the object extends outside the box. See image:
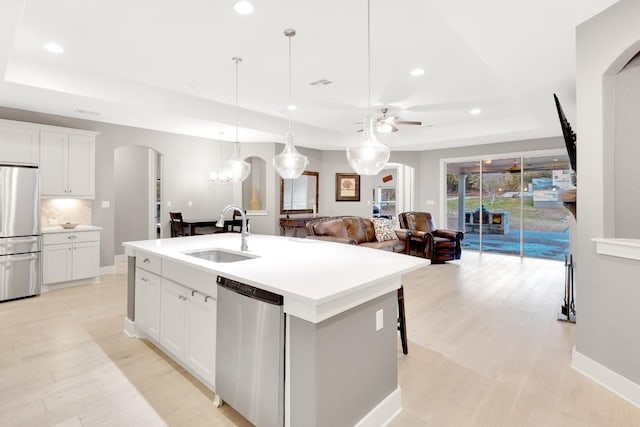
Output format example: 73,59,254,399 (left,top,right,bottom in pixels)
163,258,216,299
43,230,100,245
136,252,162,275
